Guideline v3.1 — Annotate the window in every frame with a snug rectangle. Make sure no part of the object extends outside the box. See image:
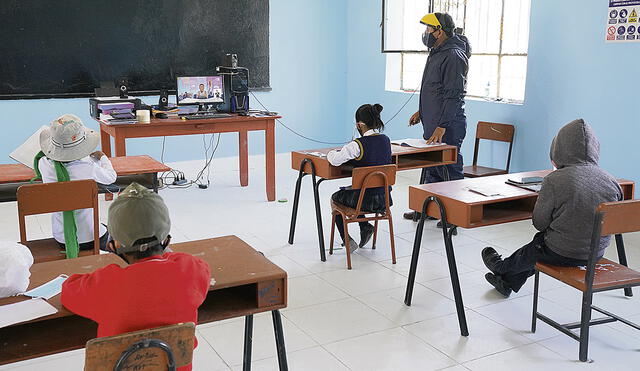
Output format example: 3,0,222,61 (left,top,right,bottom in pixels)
383,0,531,103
